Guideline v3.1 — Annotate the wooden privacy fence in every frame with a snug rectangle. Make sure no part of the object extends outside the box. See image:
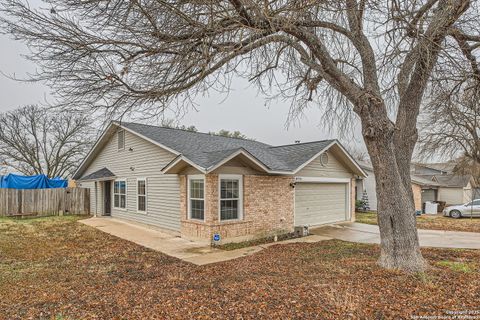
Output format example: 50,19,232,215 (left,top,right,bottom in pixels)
0,187,90,217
